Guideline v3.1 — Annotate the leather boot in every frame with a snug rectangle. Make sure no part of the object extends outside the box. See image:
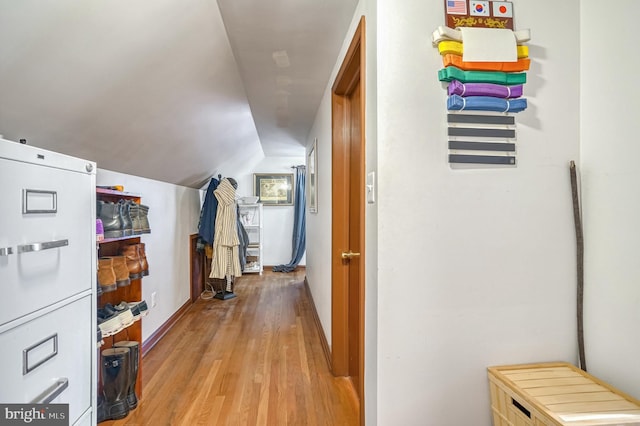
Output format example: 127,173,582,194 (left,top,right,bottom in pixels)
139,204,151,234
108,256,131,287
113,340,140,410
101,347,131,420
135,243,149,277
120,245,143,279
99,201,123,238
97,258,117,292
118,199,133,237
128,202,143,234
